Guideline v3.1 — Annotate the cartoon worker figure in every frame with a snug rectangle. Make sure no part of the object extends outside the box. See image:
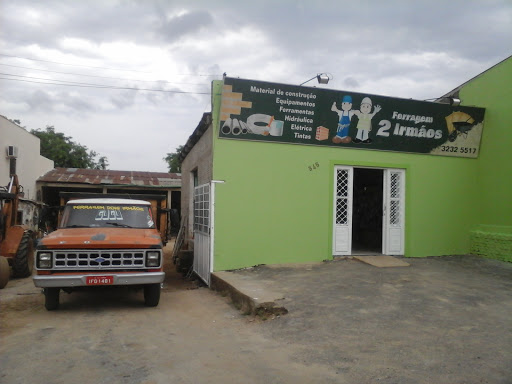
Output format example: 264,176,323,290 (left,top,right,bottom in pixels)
331,95,354,143
353,97,381,144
